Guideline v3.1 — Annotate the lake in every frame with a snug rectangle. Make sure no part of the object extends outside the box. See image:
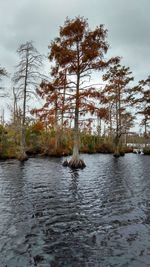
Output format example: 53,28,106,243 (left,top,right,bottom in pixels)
0,154,150,267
